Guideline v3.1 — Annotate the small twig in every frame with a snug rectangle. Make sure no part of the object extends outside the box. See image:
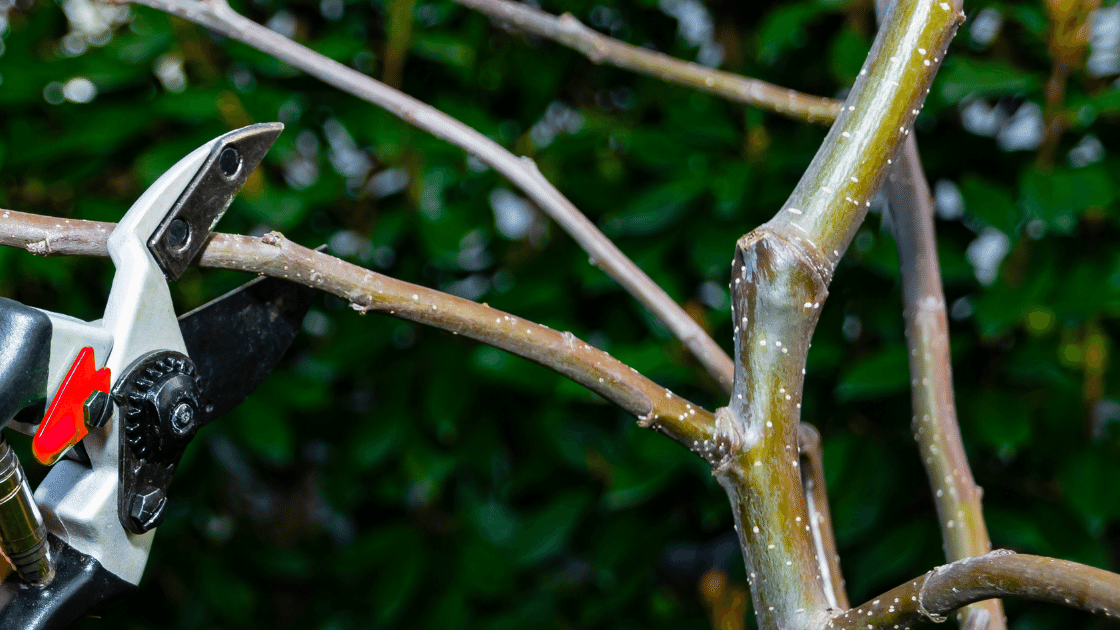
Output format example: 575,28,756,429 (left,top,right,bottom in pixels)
120,0,735,392
452,0,842,124
0,210,718,449
799,423,849,611
827,550,1120,629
